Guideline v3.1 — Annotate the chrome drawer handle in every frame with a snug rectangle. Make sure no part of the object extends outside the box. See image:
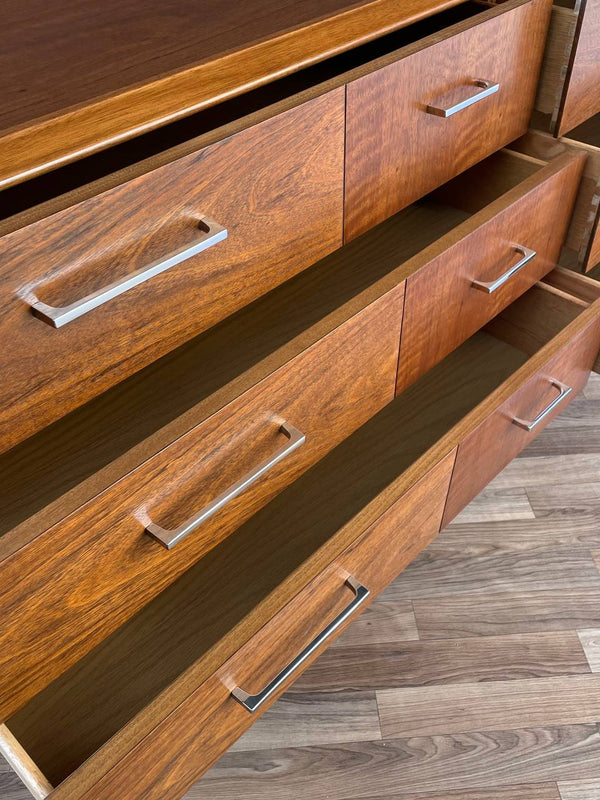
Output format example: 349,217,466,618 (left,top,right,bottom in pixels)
512,380,572,432
146,421,305,550
232,576,369,713
426,79,500,118
472,245,537,294
29,216,227,328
